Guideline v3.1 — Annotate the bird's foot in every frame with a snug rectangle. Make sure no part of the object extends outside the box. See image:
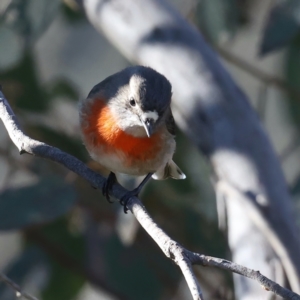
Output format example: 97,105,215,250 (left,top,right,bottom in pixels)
120,188,140,214
102,172,117,203
119,173,153,213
